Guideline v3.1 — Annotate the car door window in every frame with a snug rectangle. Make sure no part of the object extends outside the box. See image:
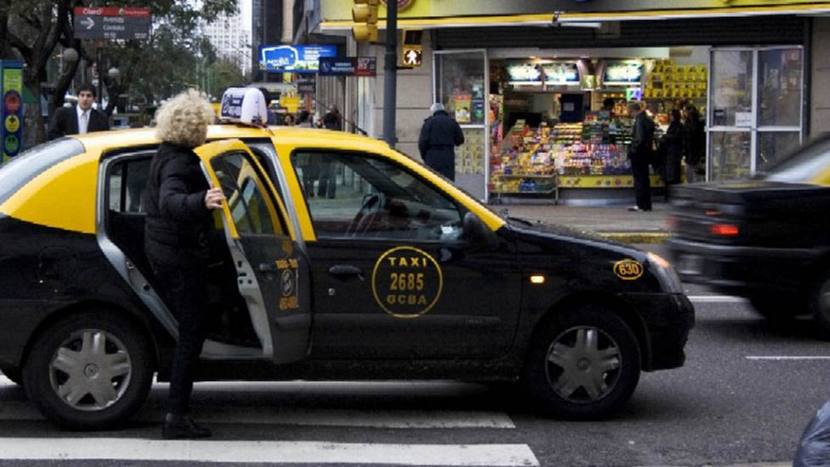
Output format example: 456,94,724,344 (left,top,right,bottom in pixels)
108,157,151,213
291,151,463,241
211,151,287,236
